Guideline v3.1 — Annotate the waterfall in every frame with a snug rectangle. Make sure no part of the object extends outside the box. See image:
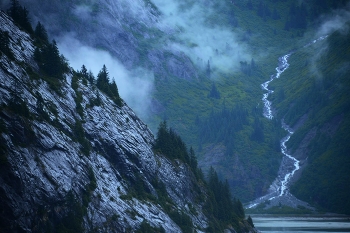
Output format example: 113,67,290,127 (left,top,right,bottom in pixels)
246,35,328,209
